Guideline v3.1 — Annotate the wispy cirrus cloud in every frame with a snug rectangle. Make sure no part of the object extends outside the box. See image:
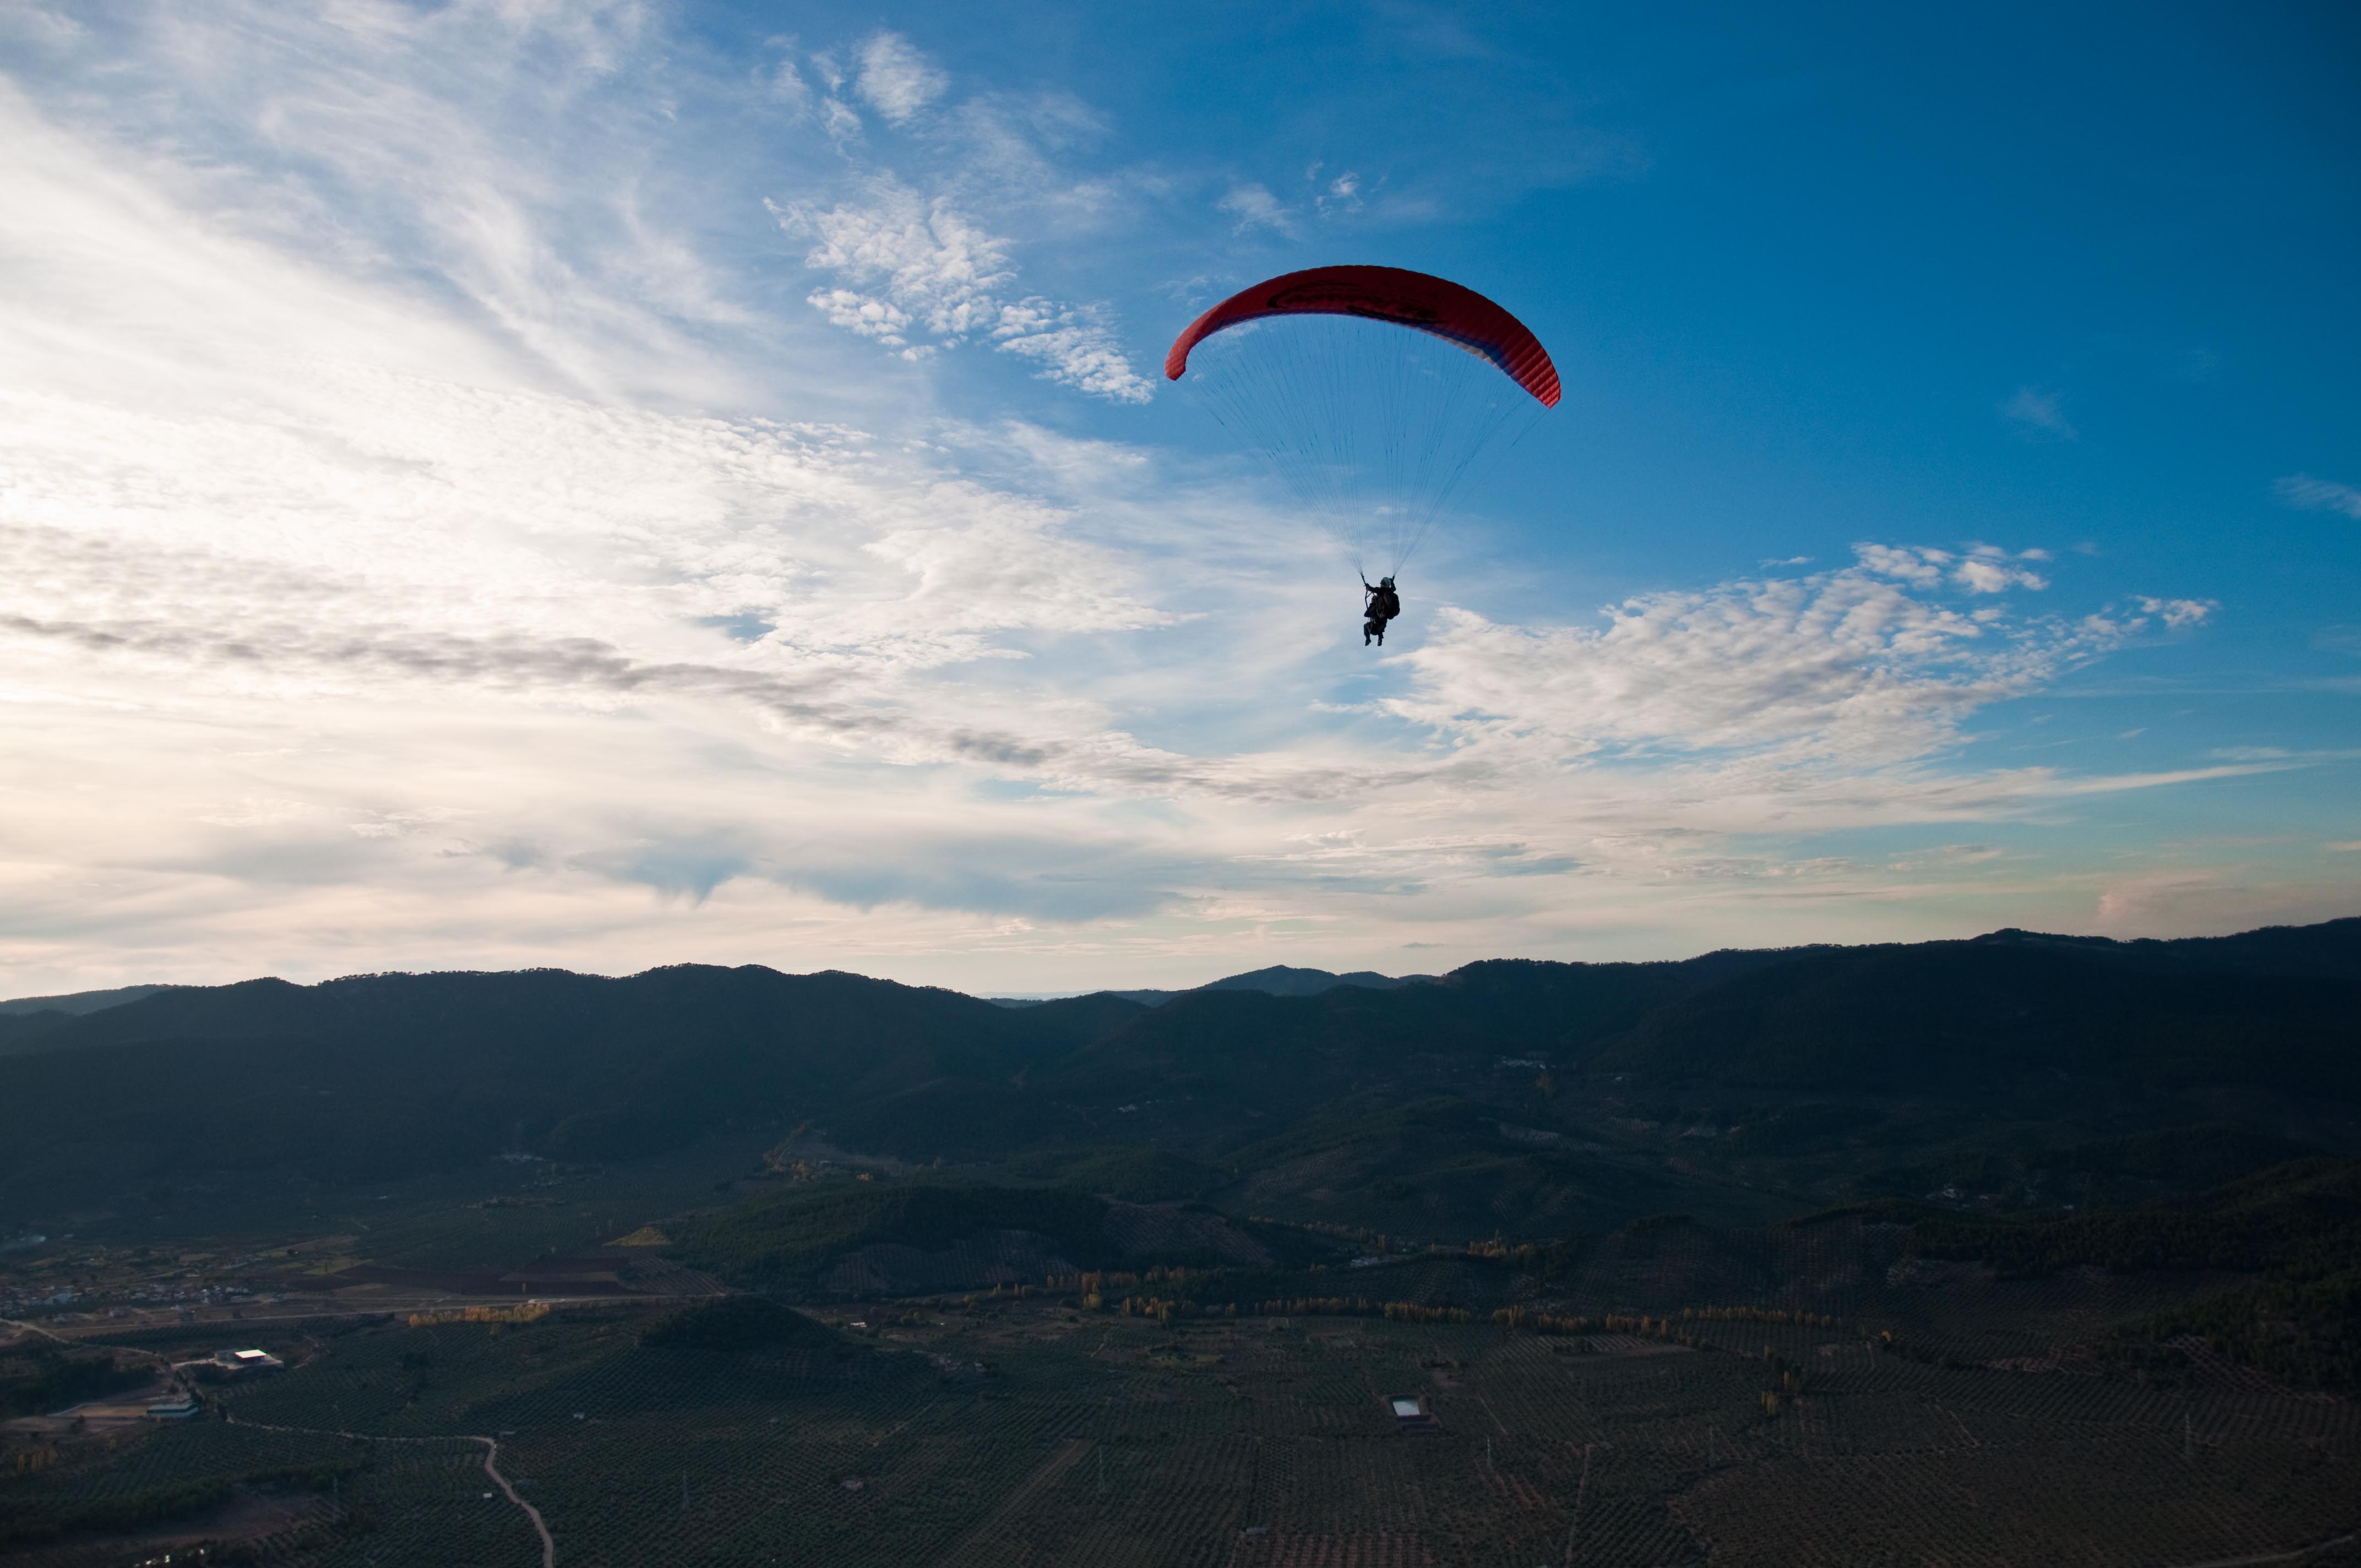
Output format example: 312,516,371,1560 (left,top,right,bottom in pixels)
752,24,1154,403
777,179,1152,400
2000,385,2077,441
853,31,950,124
1218,182,1295,235
781,177,1014,347
1310,165,1364,217
0,0,2284,997
1388,545,2153,770
0,0,812,411
2277,473,2361,520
